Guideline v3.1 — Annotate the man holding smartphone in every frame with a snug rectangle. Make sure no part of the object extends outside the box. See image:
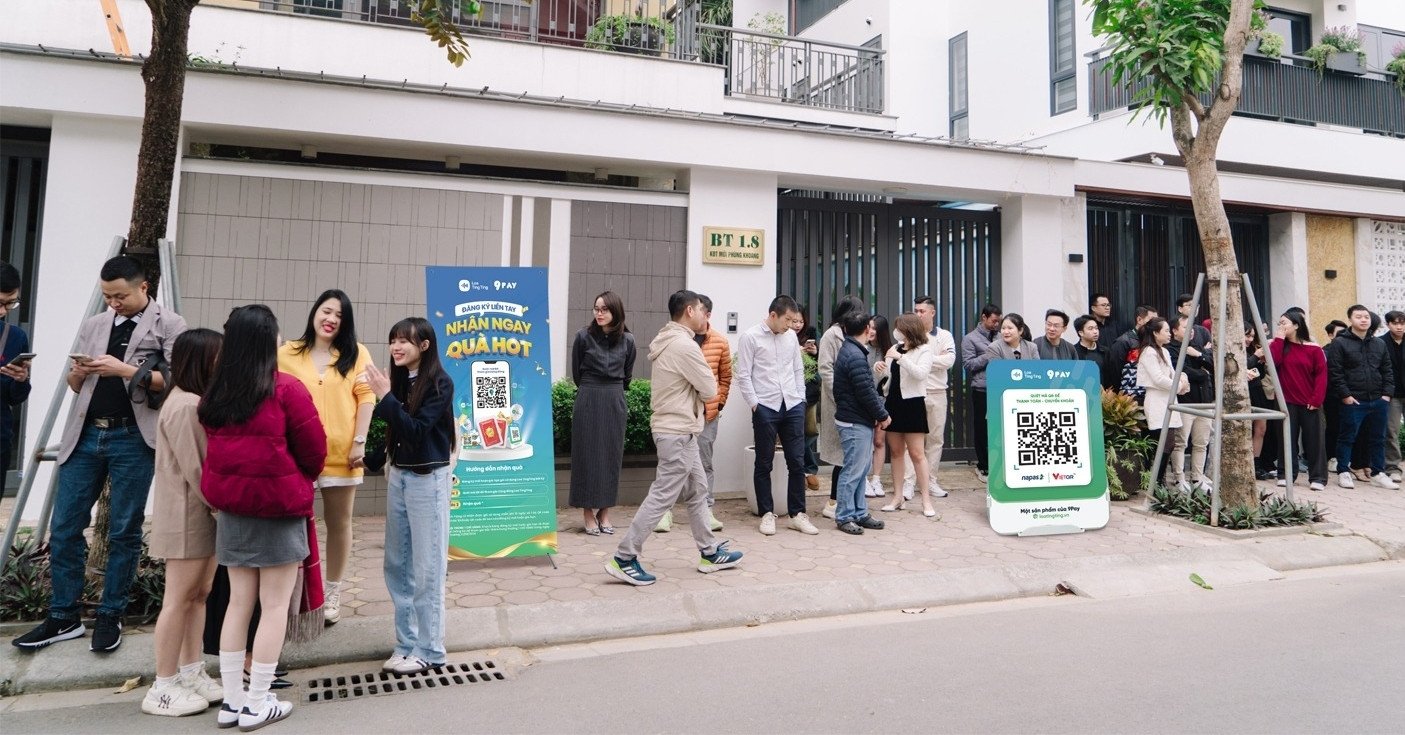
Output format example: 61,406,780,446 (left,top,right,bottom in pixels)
13,256,187,654
1,262,33,491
